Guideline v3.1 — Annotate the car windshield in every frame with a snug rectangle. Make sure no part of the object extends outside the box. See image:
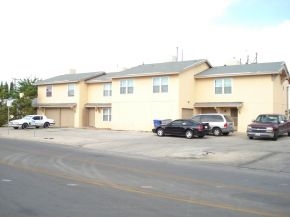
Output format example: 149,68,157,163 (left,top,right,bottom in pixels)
23,115,33,120
256,115,278,124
